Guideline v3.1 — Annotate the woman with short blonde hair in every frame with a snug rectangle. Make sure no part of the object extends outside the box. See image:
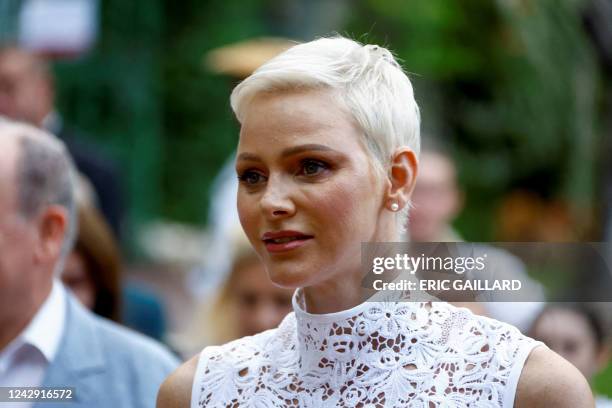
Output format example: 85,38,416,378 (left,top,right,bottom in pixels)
158,36,592,408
